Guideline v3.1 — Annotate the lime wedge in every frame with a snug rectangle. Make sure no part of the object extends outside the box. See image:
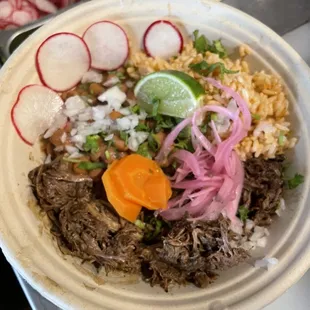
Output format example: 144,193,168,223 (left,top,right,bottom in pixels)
134,70,205,118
